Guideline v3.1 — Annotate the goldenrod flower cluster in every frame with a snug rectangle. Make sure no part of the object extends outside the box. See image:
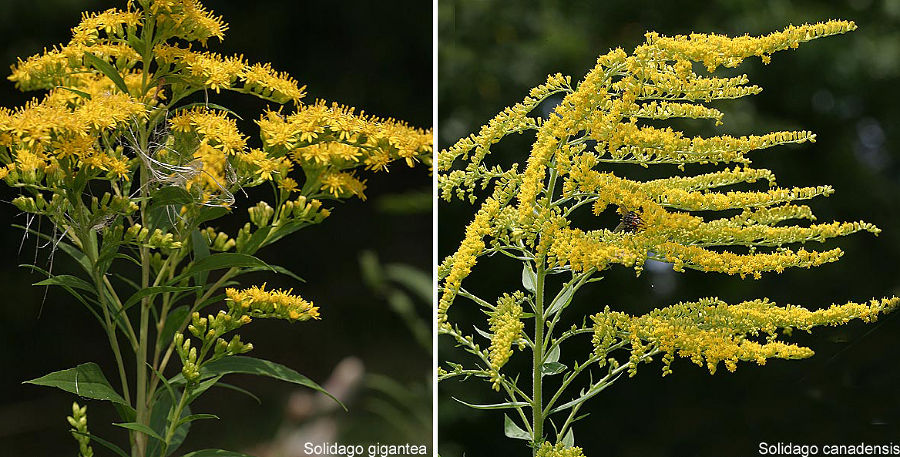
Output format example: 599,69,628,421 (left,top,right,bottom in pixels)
439,21,896,450
592,297,900,376
175,282,318,384
439,21,876,316
258,101,433,200
226,284,319,322
155,46,305,103
487,292,525,390
147,0,227,45
3,3,431,456
1,0,430,245
1,0,431,398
